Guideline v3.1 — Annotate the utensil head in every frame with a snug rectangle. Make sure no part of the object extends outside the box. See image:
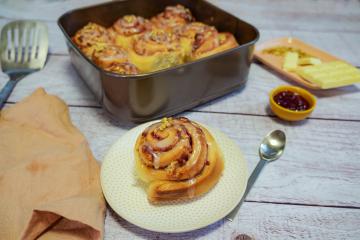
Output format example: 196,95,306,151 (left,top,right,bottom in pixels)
259,130,286,161
0,20,48,74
